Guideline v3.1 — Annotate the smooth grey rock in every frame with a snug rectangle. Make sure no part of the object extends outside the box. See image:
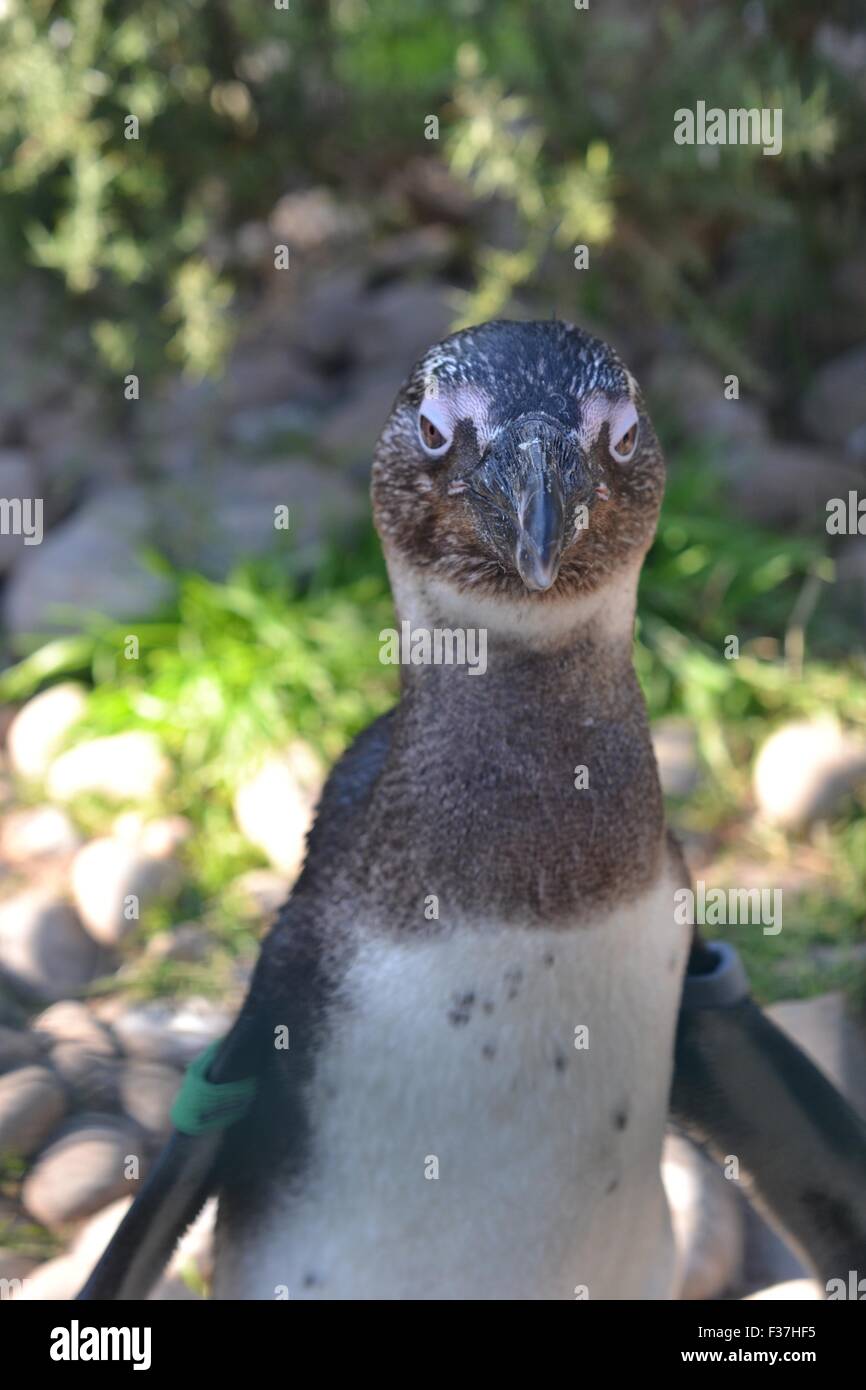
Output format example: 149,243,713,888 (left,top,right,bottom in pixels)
663,1132,744,1300
0,1024,46,1074
290,266,369,364
22,1114,144,1229
652,719,701,798
0,890,104,1002
0,1249,38,1290
6,683,87,782
0,1064,67,1158
233,745,322,877
32,1000,117,1056
7,1253,80,1300
353,280,455,372
49,1042,118,1111
802,343,866,455
70,836,183,947
156,459,364,579
729,442,864,529
746,1279,822,1300
0,804,81,862
768,992,866,1120
4,487,173,635
753,719,866,829
0,451,40,576
47,731,172,804
111,997,232,1068
118,1061,182,1141
645,355,768,447
269,186,368,252
318,368,402,461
